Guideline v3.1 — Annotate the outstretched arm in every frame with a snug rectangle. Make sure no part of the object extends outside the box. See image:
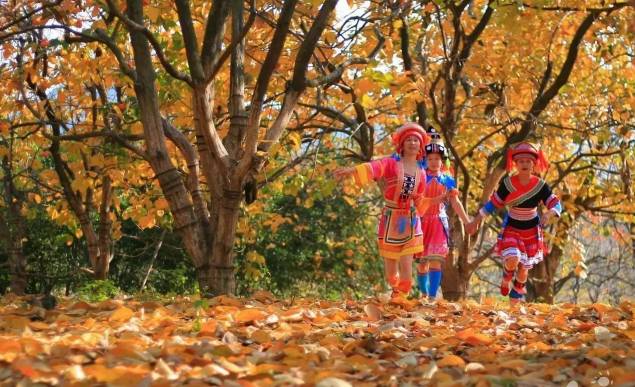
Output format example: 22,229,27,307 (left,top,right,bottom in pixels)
414,192,447,215
333,166,355,181
333,158,390,187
